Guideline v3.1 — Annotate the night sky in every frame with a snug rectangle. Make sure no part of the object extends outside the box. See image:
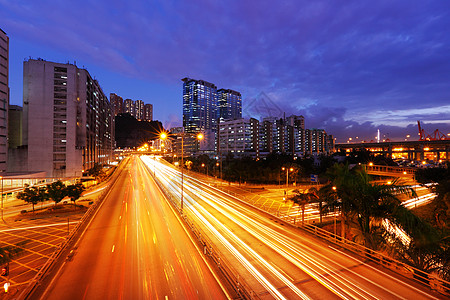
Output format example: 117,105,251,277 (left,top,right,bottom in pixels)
2,0,449,143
